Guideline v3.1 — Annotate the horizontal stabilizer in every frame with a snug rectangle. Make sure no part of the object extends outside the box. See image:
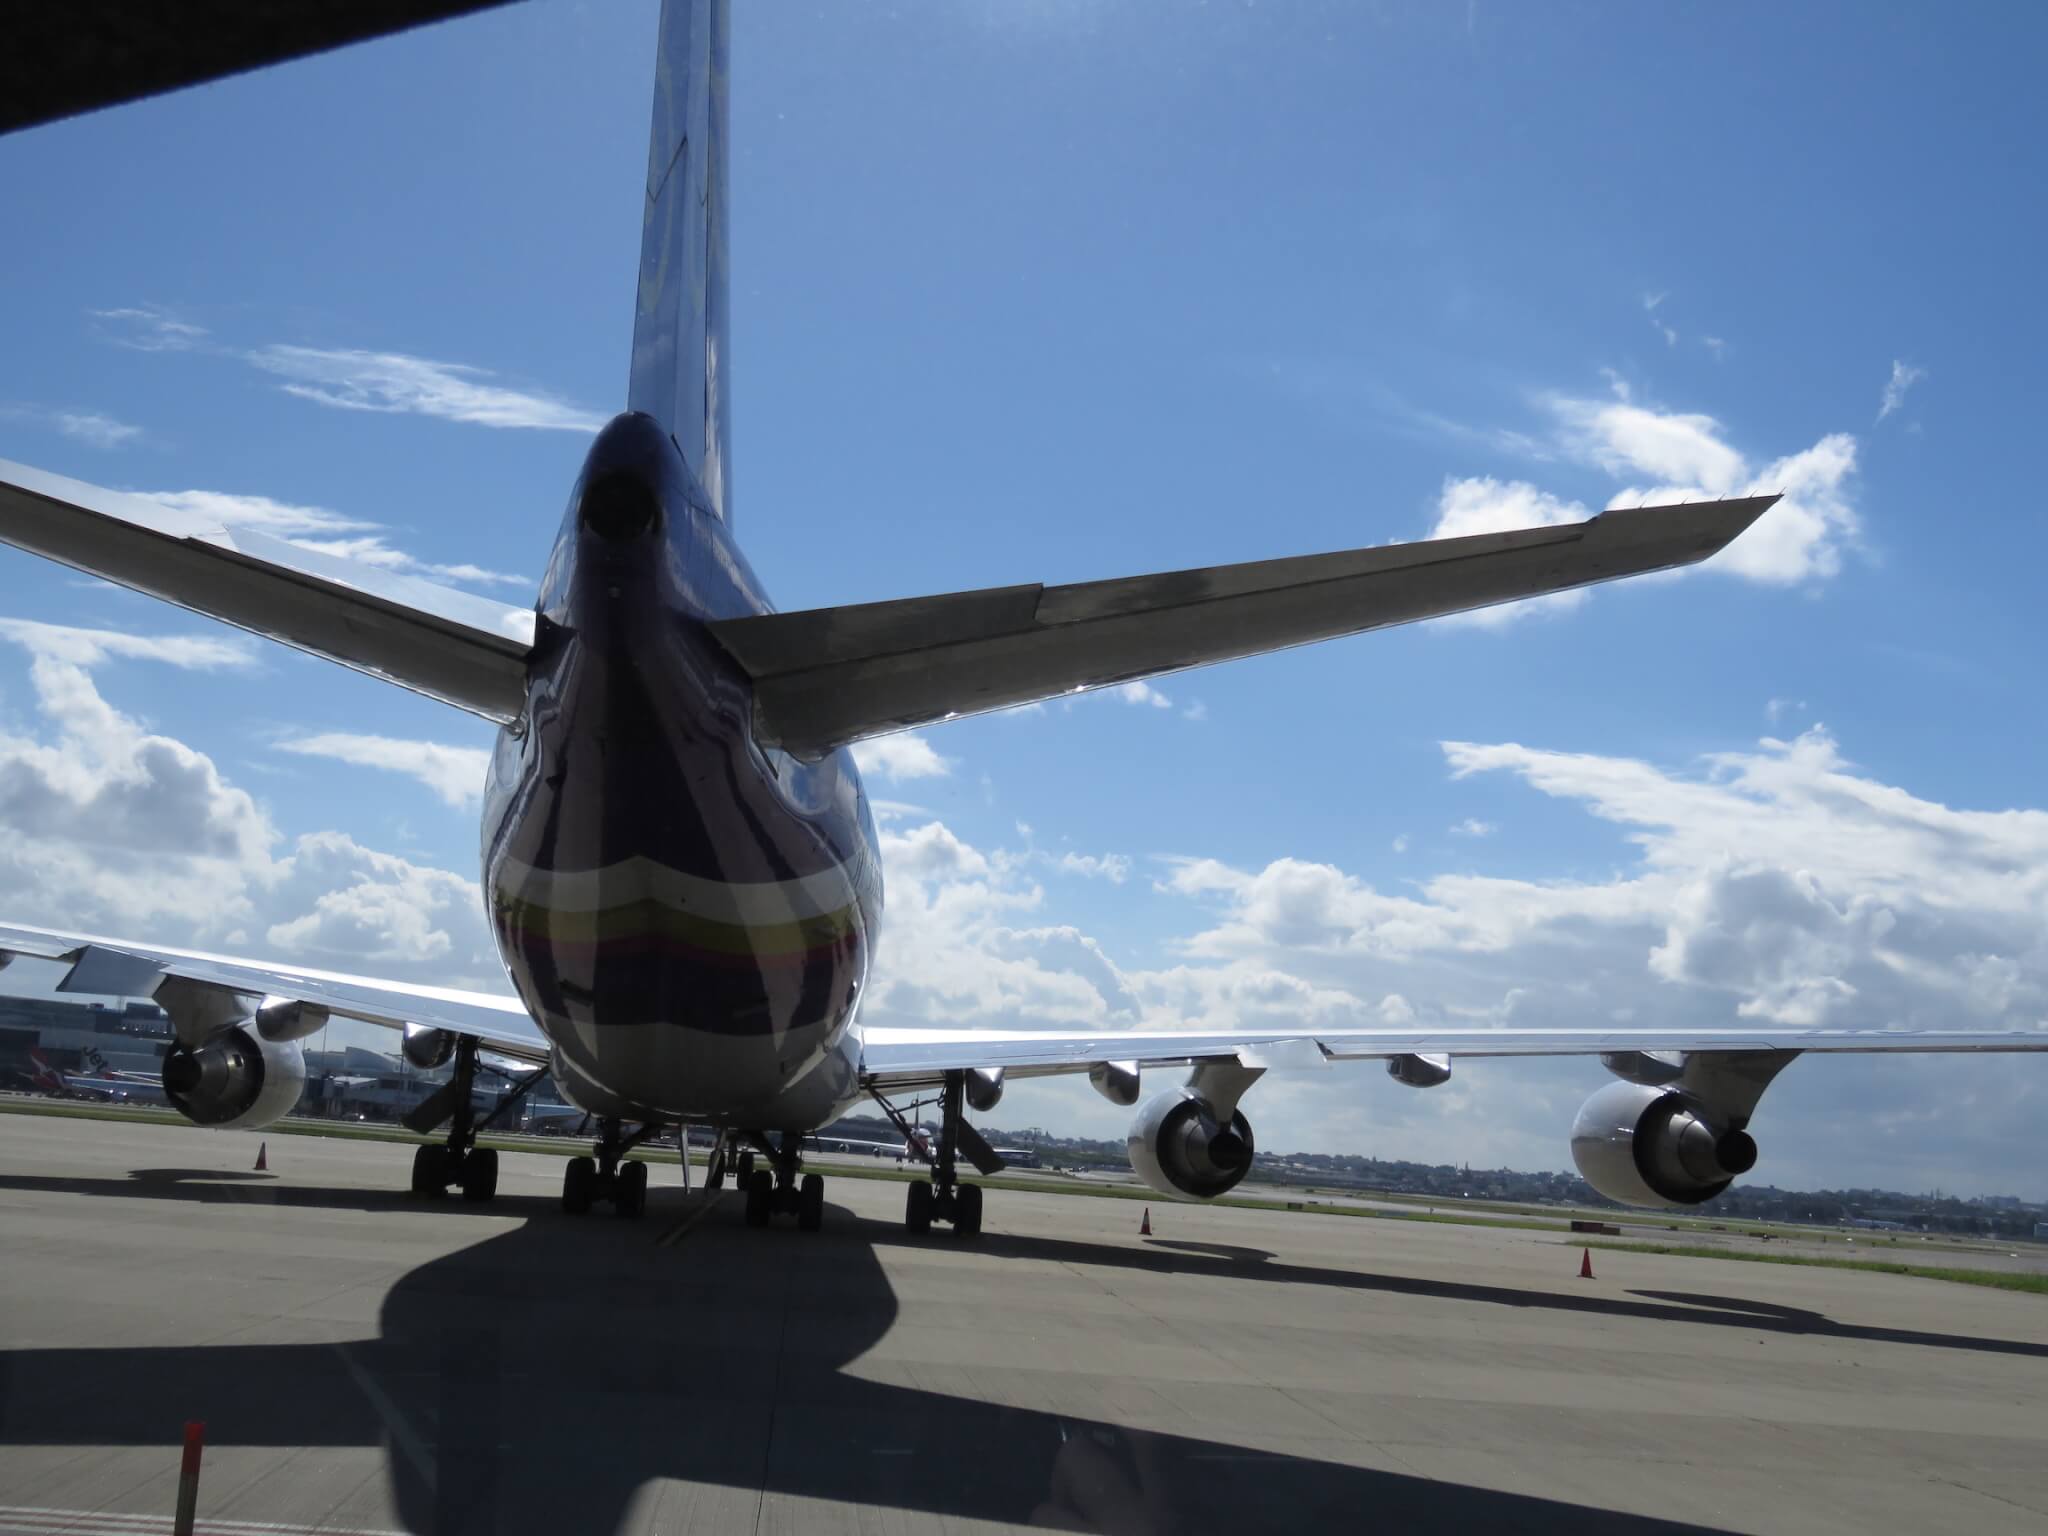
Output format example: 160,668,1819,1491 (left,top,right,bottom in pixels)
711,495,1777,757
0,458,532,720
